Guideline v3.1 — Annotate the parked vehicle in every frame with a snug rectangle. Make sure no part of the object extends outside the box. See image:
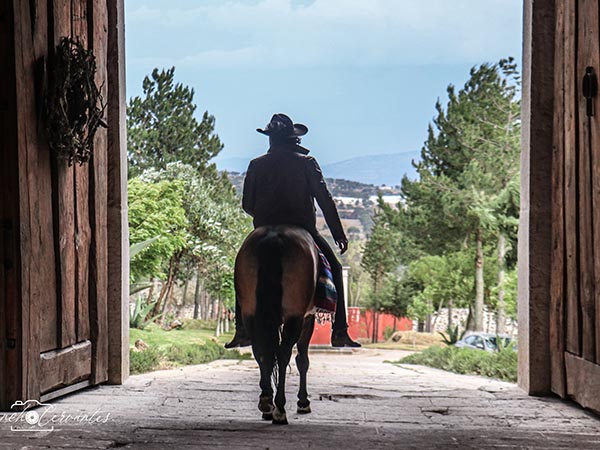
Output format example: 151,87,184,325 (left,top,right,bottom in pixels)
454,333,514,352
